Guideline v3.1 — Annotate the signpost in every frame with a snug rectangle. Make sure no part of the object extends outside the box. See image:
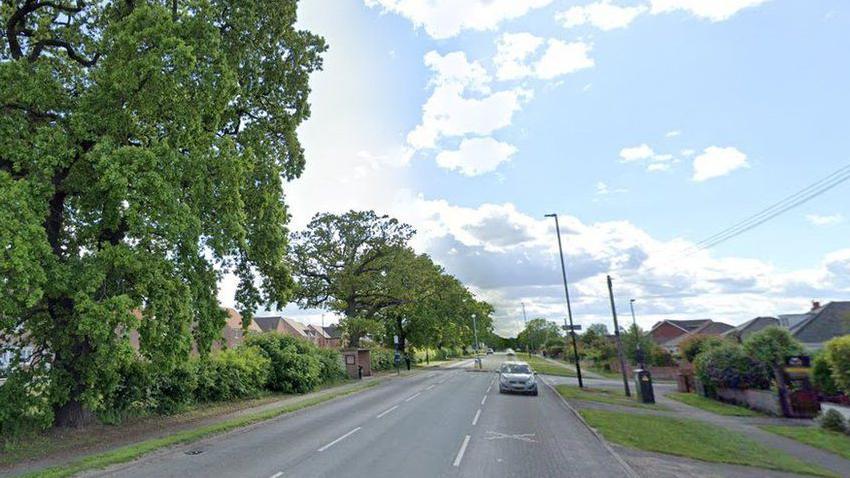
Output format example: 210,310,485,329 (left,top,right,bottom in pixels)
394,335,400,375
